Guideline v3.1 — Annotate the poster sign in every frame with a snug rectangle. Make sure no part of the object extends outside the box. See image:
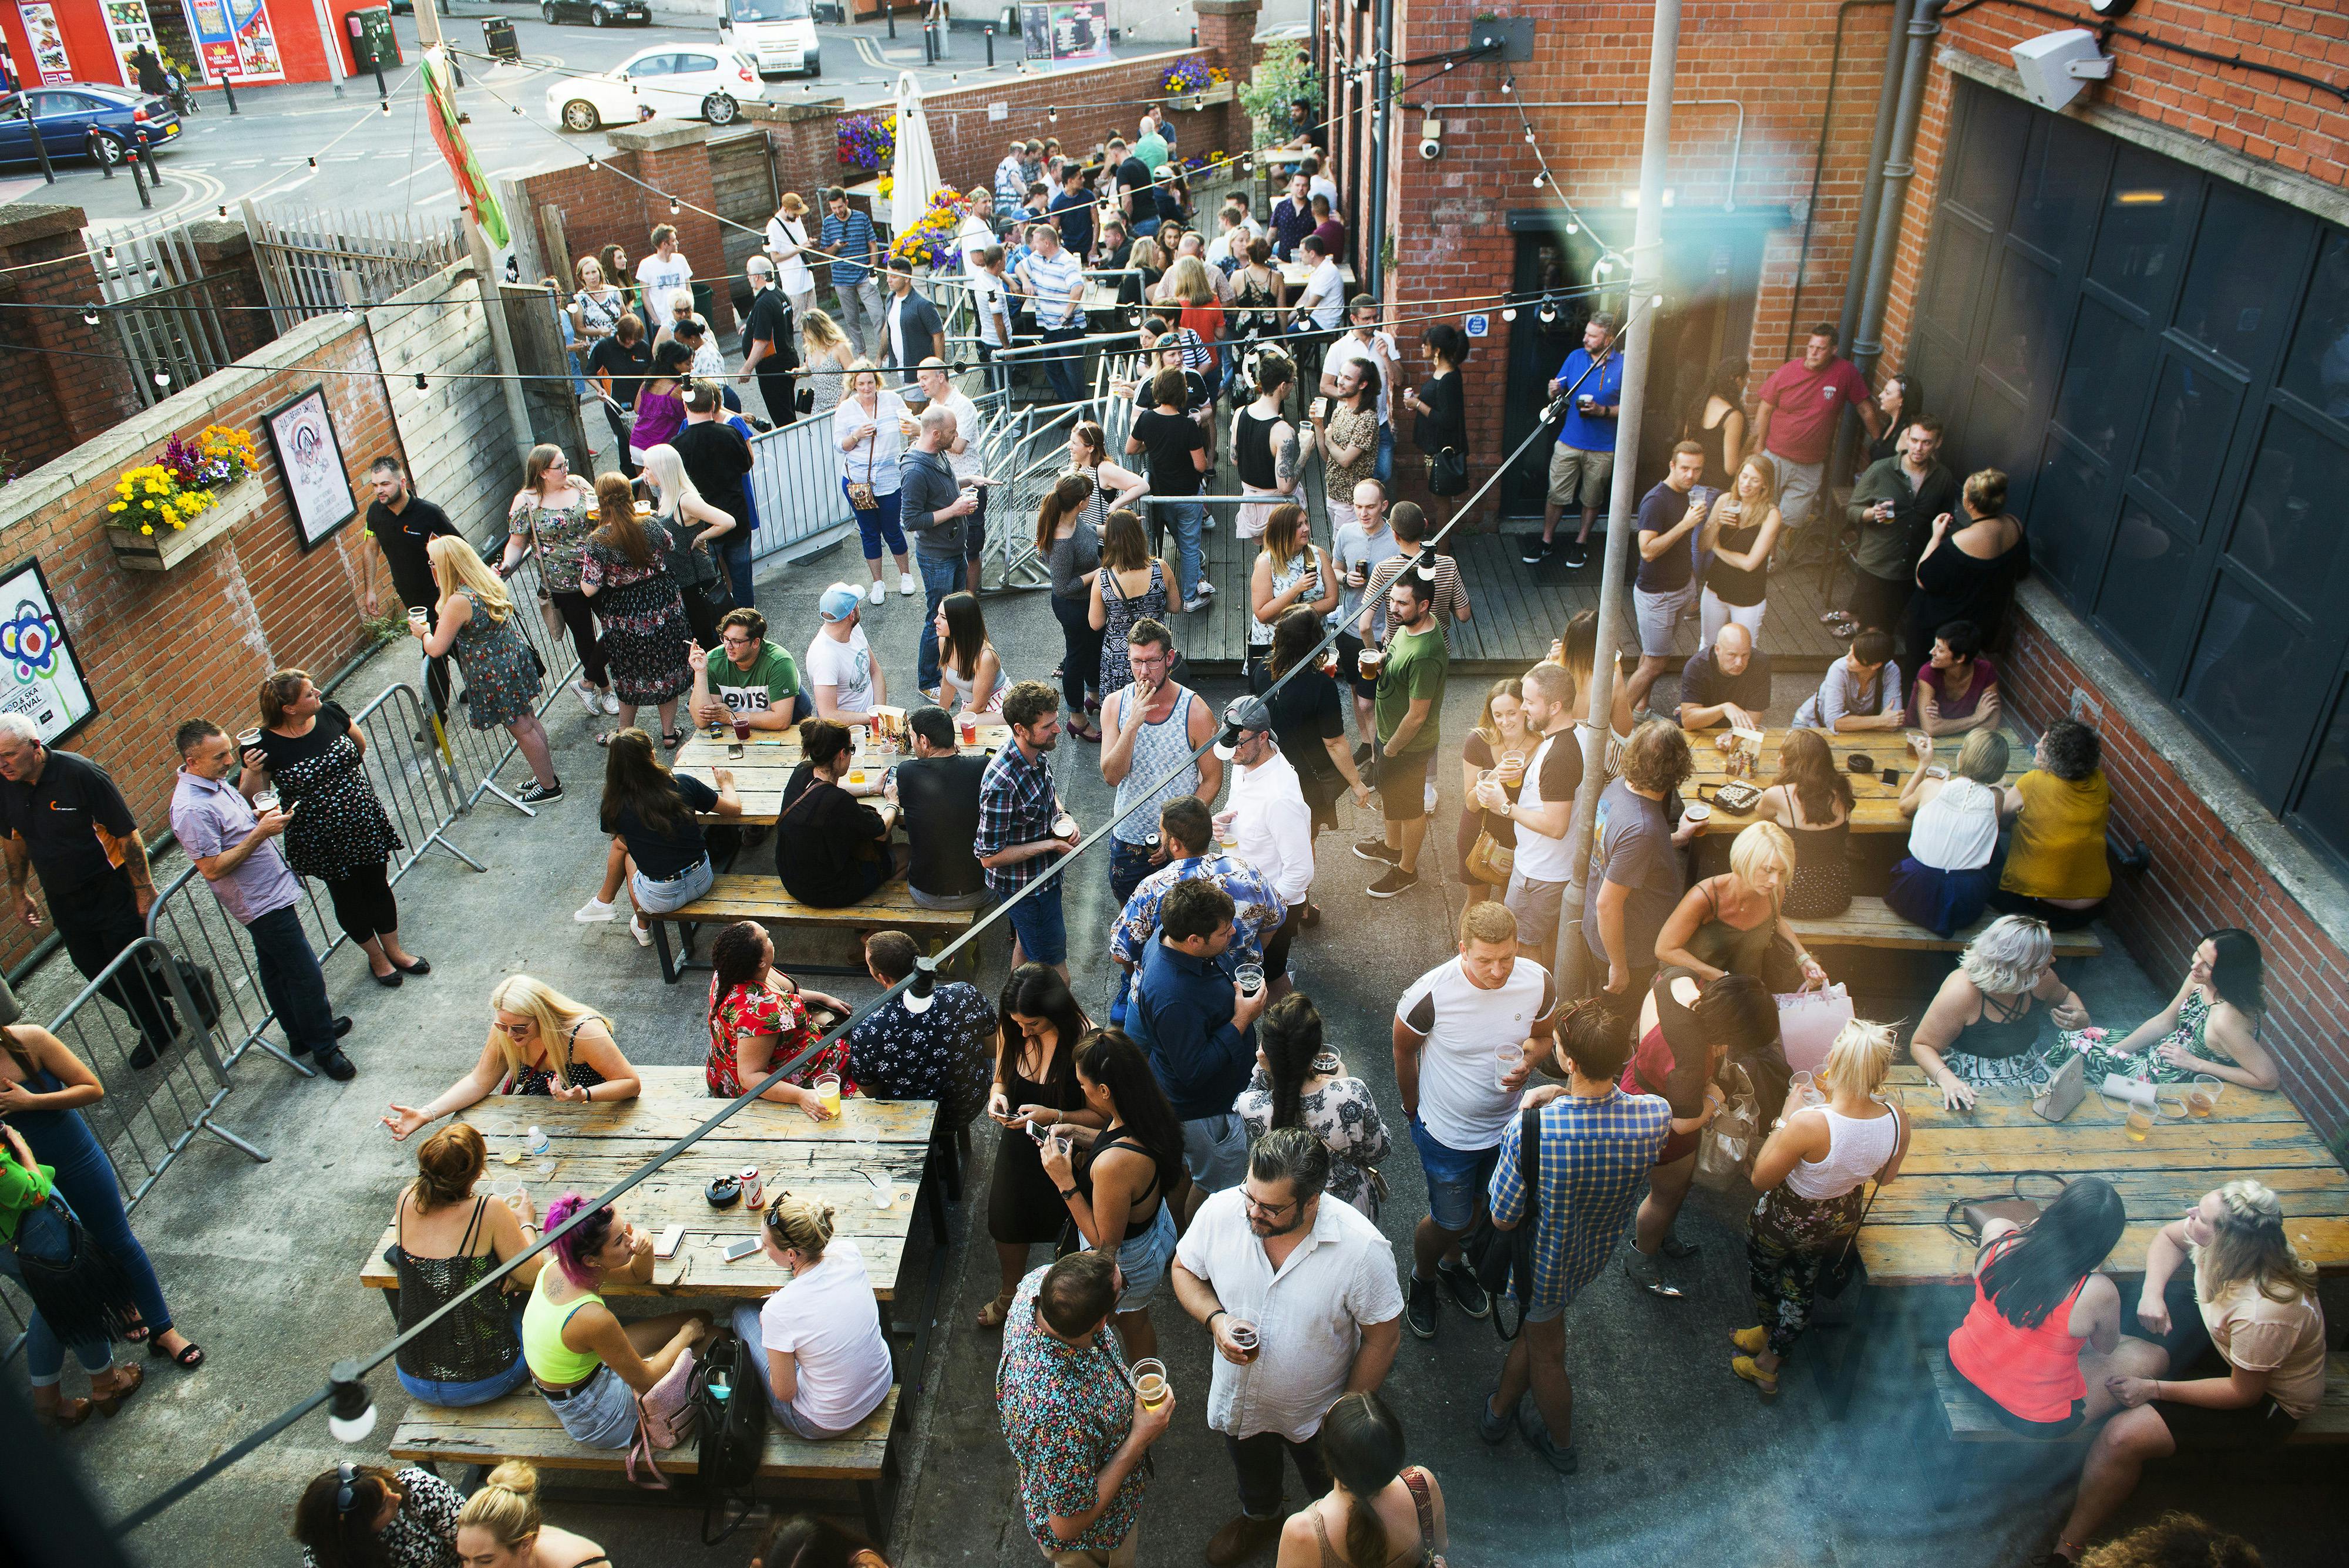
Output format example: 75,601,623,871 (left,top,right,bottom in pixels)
104,0,157,90
18,4,76,85
1019,2,1109,65
0,558,97,747
188,0,284,84
1464,314,1490,338
261,386,358,551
